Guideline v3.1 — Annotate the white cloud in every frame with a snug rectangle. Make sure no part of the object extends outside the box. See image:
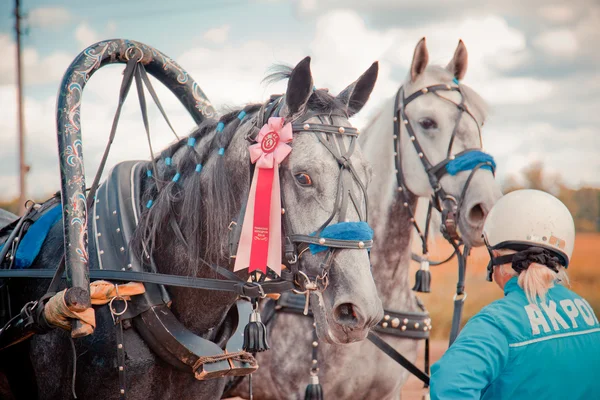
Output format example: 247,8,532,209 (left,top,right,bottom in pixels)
534,29,579,57
0,34,72,86
476,77,553,105
73,21,119,51
202,25,231,45
539,5,575,23
483,122,600,188
178,40,304,108
28,7,73,29
75,22,100,50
